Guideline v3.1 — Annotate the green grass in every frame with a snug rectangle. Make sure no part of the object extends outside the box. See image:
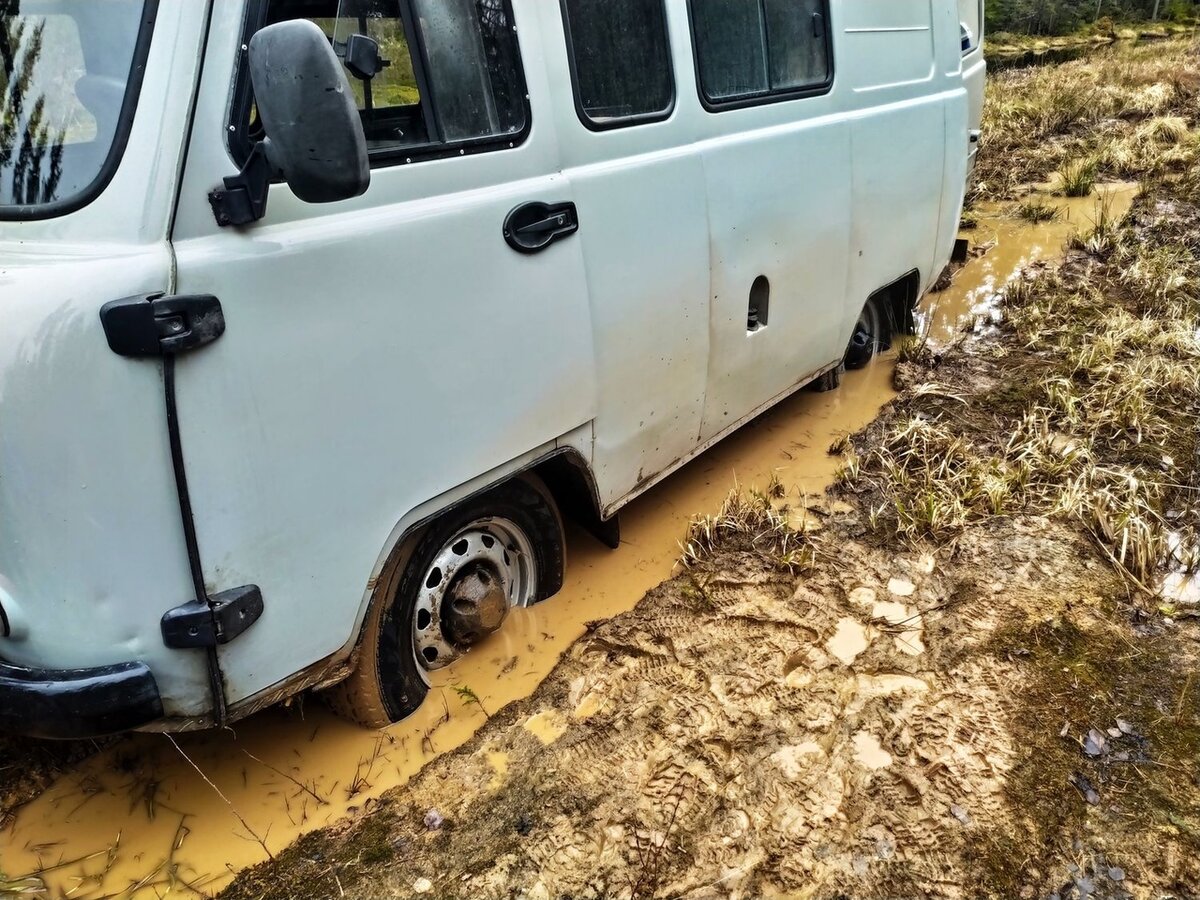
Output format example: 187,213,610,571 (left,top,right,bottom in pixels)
1015,198,1064,222
1057,156,1099,196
